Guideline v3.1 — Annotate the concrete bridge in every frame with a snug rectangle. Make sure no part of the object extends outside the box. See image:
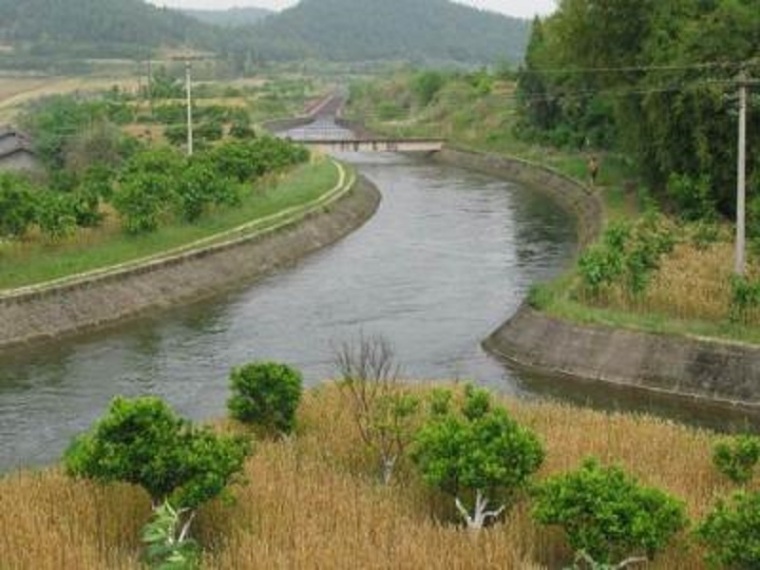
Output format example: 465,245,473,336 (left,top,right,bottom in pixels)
266,93,446,154
296,137,445,153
